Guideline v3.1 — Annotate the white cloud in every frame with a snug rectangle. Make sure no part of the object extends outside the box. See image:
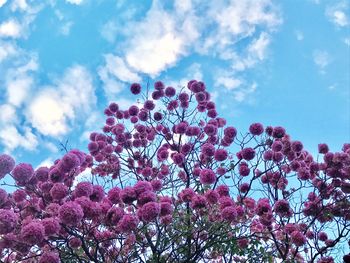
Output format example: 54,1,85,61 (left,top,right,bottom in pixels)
197,0,281,55
248,32,270,61
166,63,203,89
313,50,331,72
0,41,17,62
10,0,28,11
295,30,304,41
5,57,38,107
60,21,73,36
101,21,118,43
7,76,33,106
122,1,200,77
0,126,38,152
102,54,141,83
326,1,349,27
216,76,242,90
344,37,350,46
0,19,22,38
233,82,257,102
66,0,84,5
0,0,7,8
44,142,59,153
231,32,271,71
27,65,96,137
36,158,54,169
0,104,16,124
98,0,280,103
